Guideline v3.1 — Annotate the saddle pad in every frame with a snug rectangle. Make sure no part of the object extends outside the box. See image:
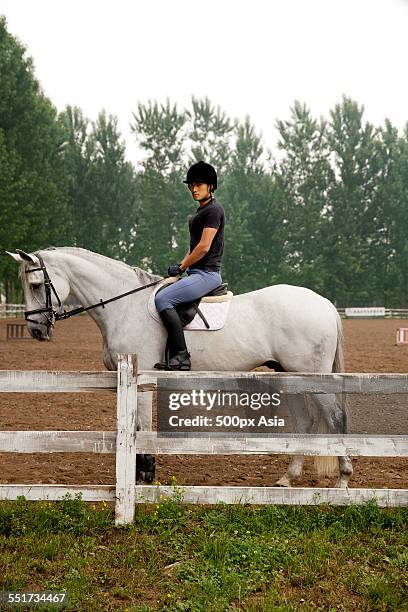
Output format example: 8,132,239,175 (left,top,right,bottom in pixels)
184,299,232,330
148,278,233,331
